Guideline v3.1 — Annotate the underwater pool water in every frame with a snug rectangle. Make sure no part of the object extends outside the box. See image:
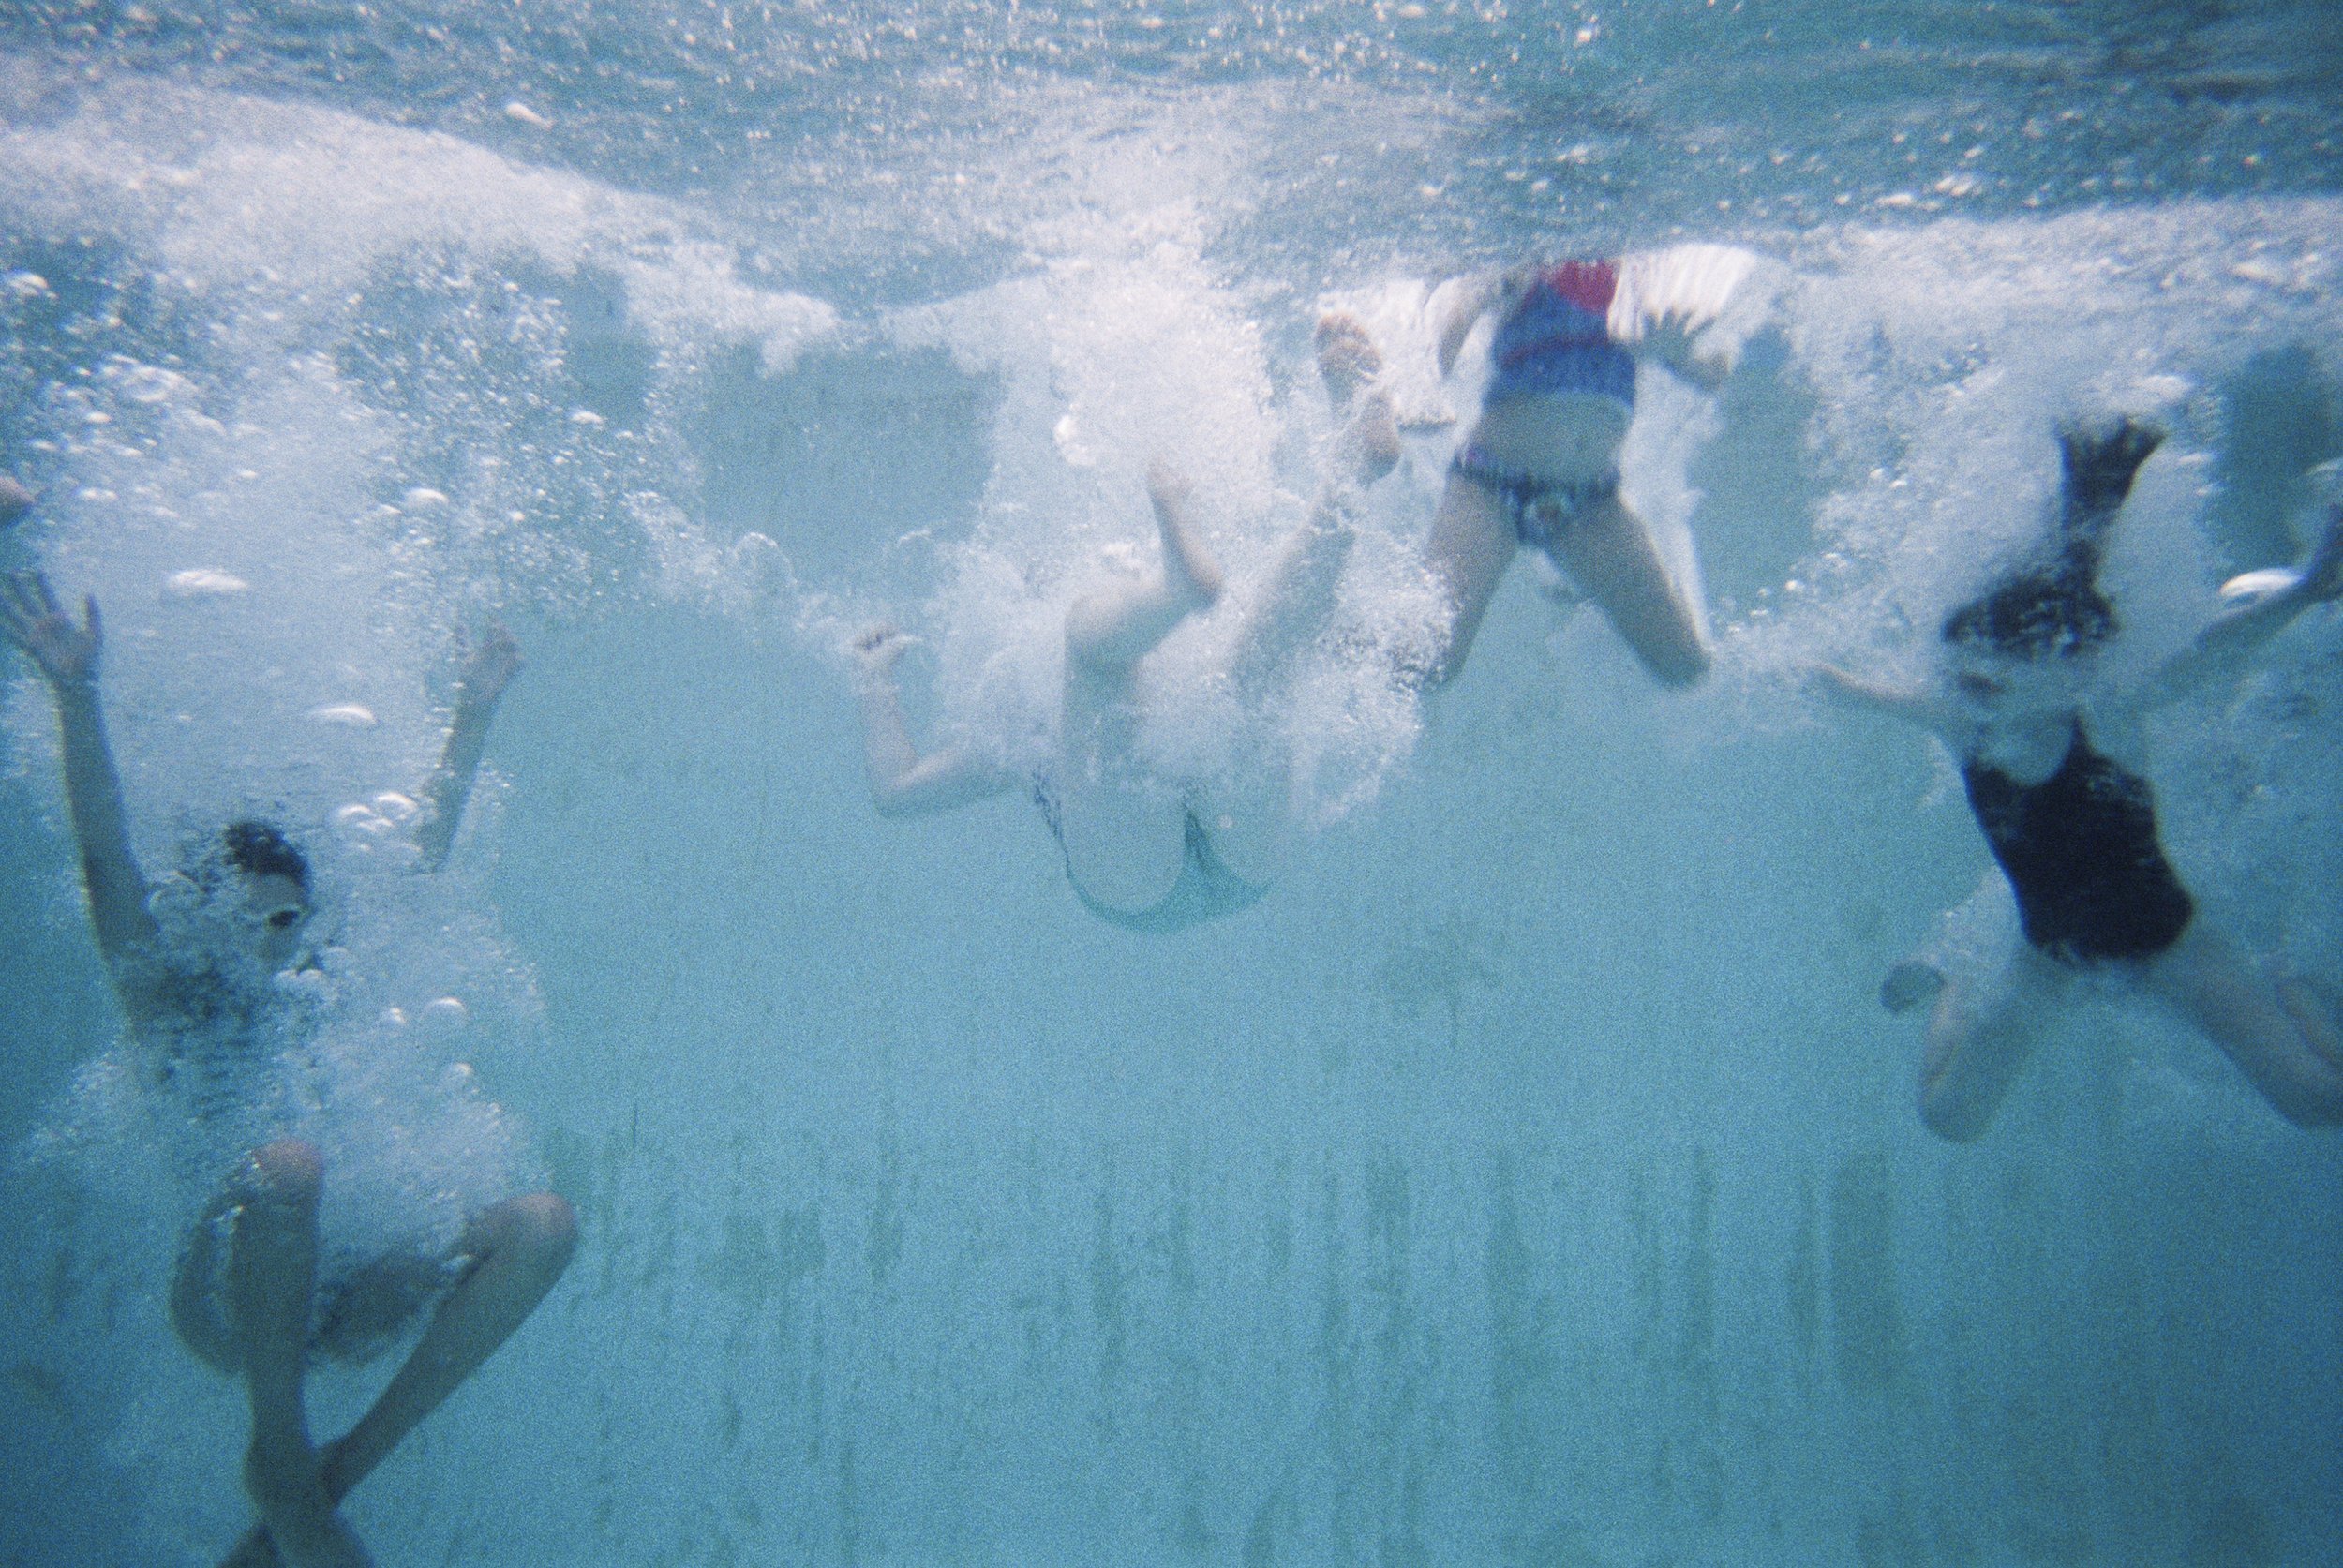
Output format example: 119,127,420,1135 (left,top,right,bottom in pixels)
3,4,2342,1565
